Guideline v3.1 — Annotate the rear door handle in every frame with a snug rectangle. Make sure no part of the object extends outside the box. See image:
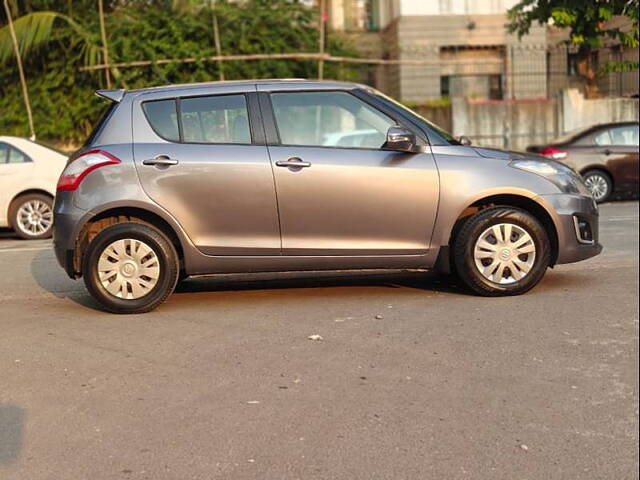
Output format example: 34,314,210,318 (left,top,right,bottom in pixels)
143,155,179,166
275,157,311,168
